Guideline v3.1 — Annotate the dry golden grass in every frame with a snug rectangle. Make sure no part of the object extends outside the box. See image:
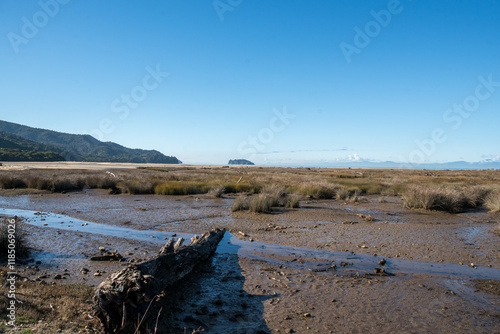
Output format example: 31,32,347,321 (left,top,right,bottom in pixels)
0,268,102,332
1,167,500,213
402,184,490,213
485,191,500,213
